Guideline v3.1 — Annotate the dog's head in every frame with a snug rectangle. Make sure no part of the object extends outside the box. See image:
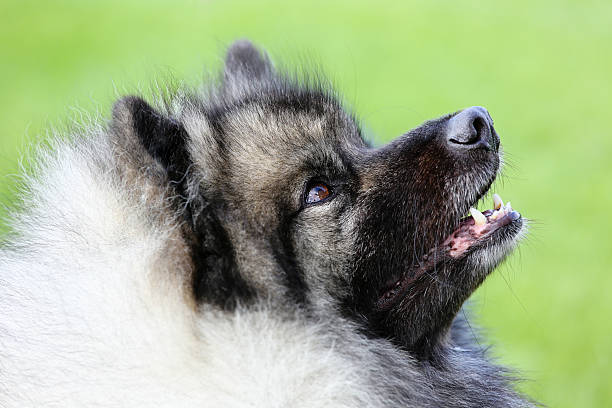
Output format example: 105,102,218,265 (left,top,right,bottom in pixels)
112,40,525,358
